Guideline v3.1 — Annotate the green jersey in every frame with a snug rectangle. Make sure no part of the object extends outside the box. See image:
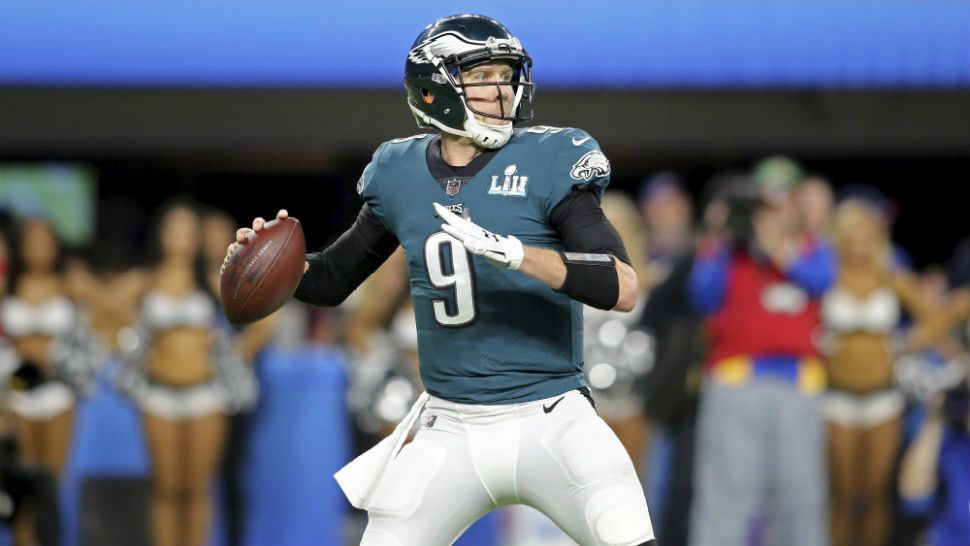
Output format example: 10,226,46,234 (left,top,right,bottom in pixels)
358,126,611,404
